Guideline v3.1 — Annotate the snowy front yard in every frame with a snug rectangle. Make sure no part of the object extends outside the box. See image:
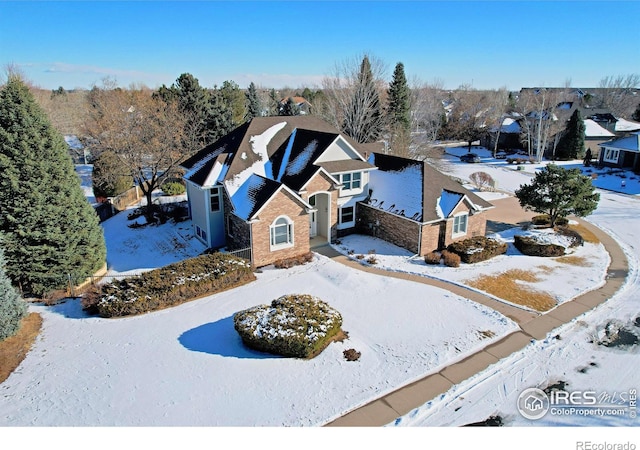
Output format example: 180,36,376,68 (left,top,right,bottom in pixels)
332,224,610,312
0,247,516,426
